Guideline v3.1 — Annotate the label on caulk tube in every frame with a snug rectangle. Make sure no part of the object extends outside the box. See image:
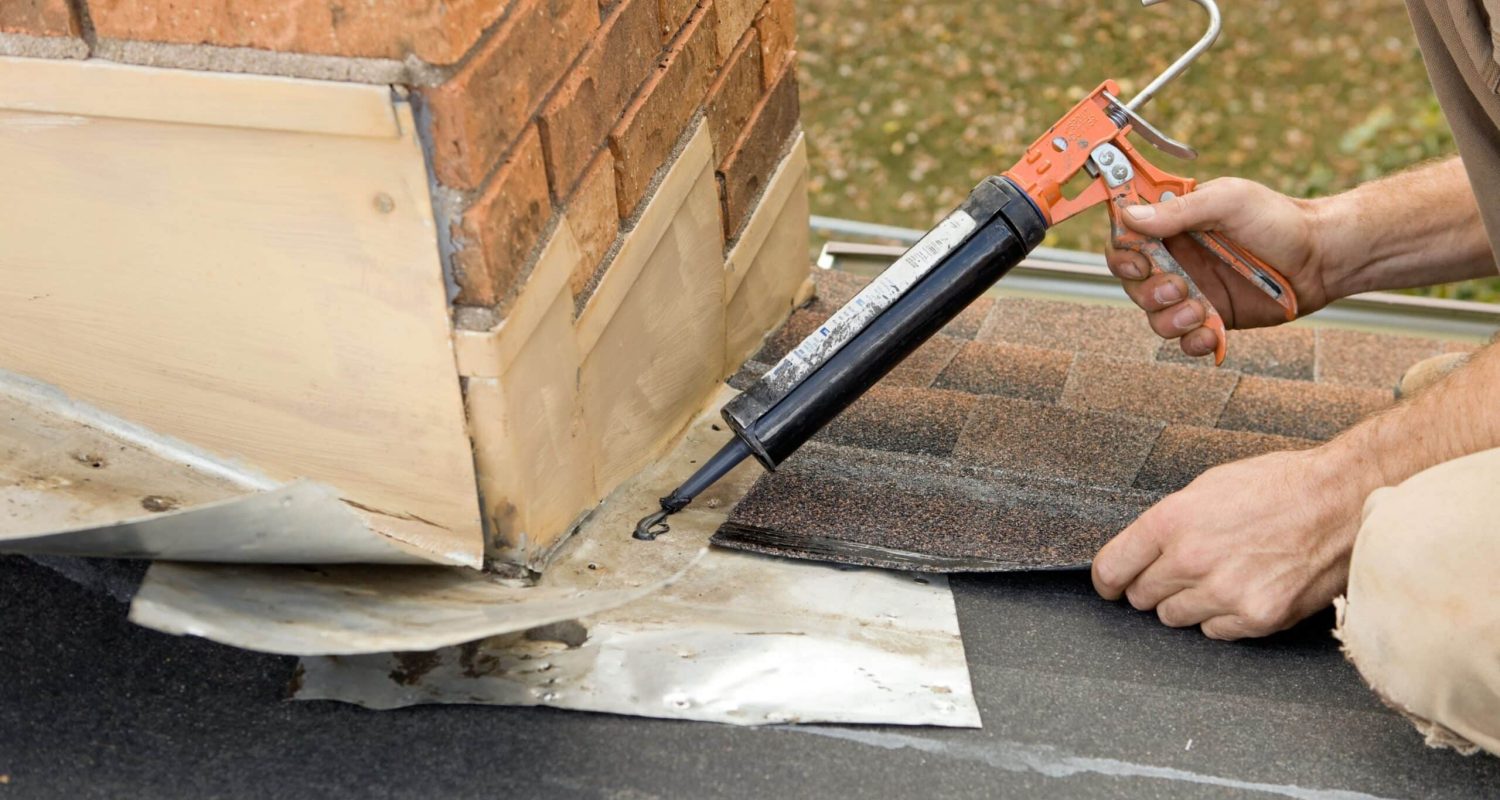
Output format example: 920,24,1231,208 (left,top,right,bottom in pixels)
723,208,979,433
782,210,978,375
